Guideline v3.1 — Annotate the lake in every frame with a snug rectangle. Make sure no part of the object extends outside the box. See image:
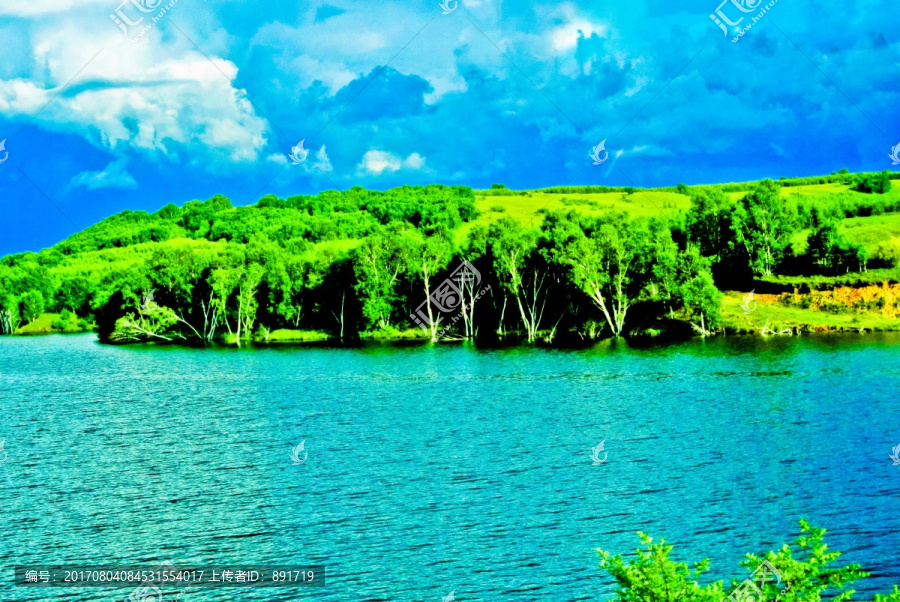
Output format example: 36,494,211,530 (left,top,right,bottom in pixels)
1,333,899,601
